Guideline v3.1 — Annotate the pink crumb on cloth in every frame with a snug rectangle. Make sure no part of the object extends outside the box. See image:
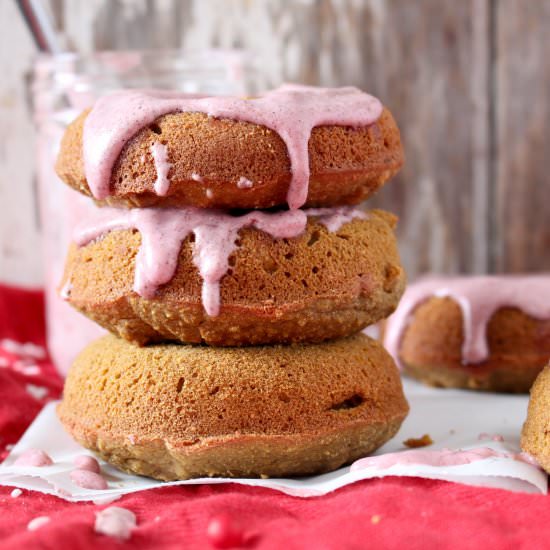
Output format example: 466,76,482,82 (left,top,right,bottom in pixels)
27,516,50,531
94,507,136,540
